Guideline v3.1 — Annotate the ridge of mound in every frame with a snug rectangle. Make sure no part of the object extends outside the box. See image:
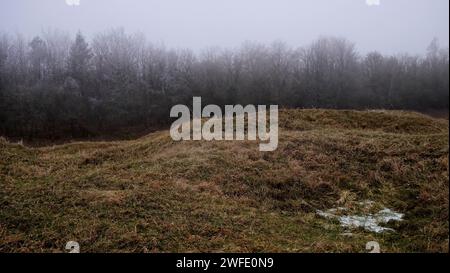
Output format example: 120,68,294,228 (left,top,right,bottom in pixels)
279,109,449,134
